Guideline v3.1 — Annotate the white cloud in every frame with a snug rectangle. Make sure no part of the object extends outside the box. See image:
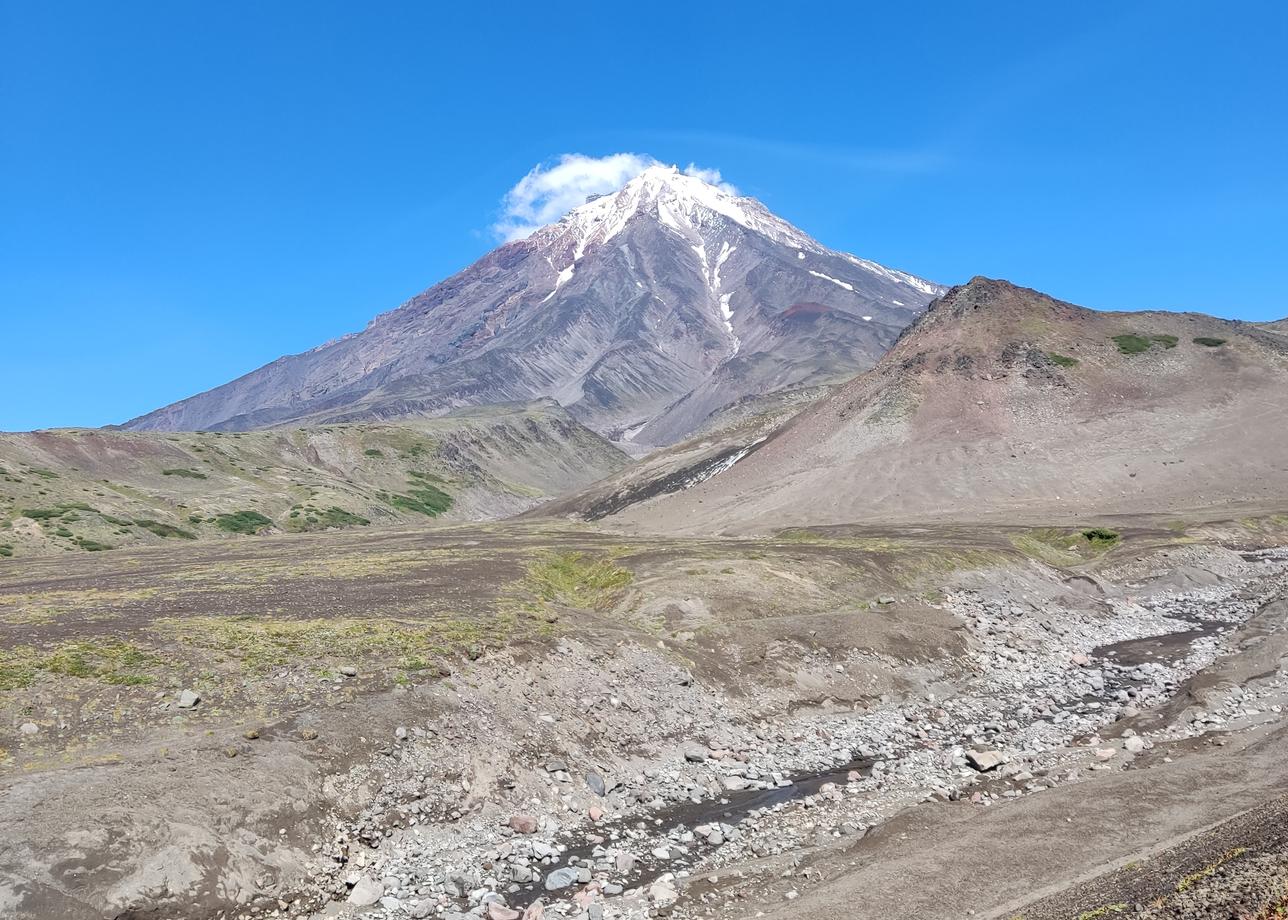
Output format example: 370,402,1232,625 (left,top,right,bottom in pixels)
493,153,736,241
682,163,737,194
